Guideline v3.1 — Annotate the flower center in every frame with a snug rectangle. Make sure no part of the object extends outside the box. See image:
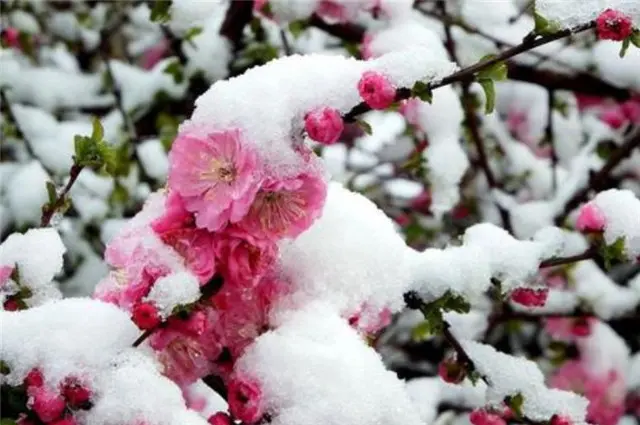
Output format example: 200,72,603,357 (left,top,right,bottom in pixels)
200,159,237,184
